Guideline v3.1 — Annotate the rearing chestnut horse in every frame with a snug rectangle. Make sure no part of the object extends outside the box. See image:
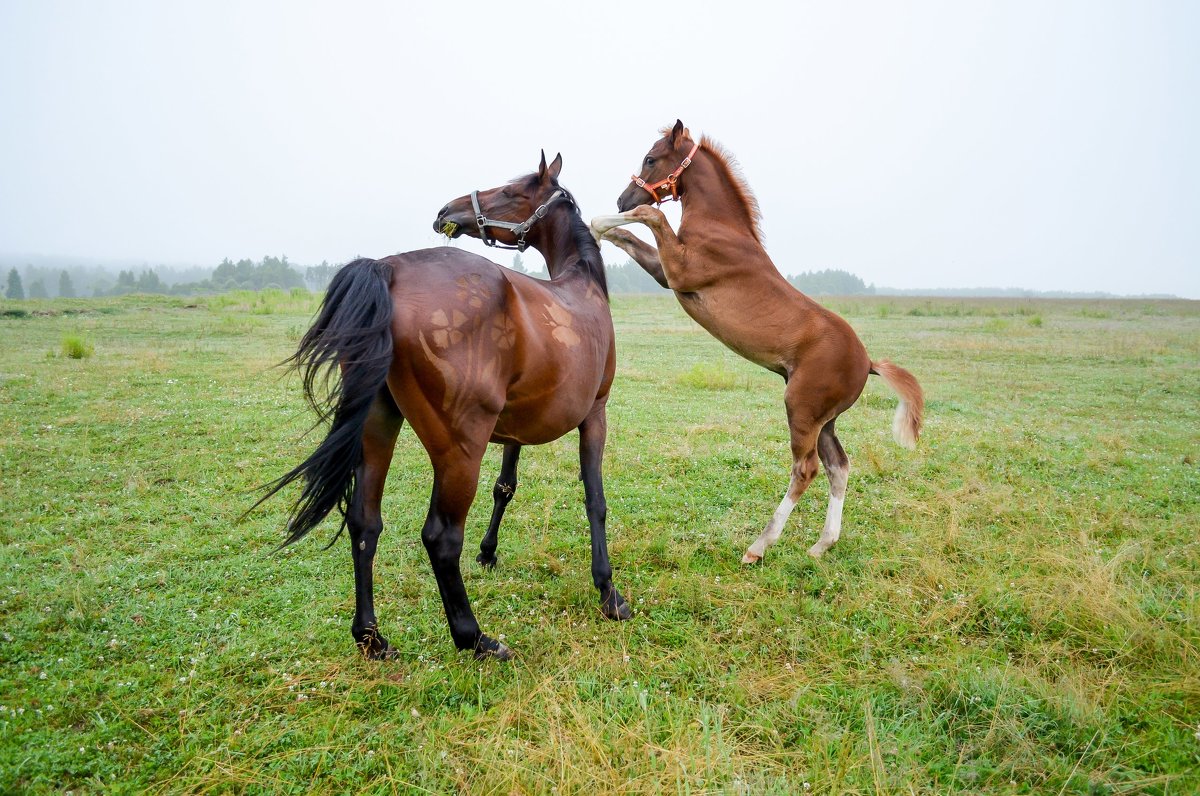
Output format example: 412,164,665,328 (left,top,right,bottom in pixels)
257,153,629,661
592,121,924,563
